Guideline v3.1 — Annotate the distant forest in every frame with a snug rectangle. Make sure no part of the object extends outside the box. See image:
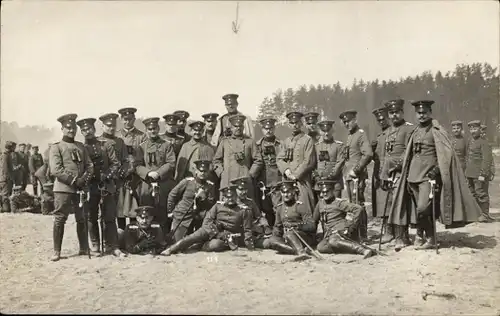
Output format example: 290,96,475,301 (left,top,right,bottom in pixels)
1,62,499,151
